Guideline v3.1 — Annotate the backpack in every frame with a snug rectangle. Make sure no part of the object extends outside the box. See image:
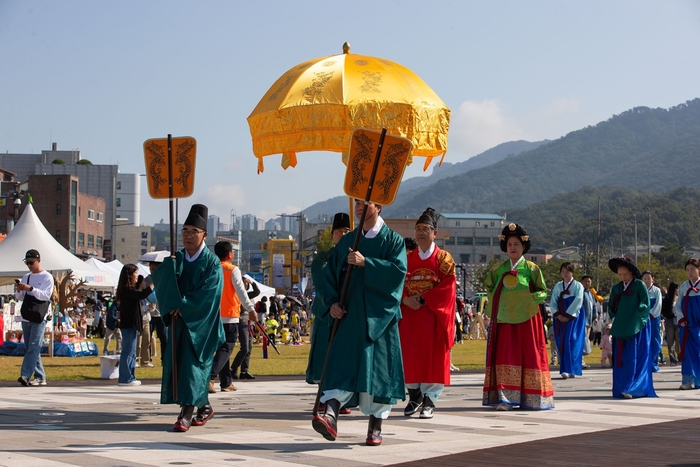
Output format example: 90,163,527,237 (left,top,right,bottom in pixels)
105,301,119,330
